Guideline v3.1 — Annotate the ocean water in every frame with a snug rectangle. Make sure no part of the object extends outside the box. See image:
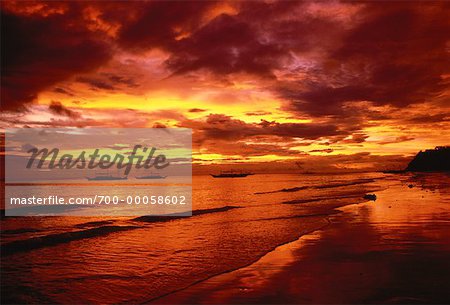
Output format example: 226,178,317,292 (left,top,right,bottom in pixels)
1,173,387,304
